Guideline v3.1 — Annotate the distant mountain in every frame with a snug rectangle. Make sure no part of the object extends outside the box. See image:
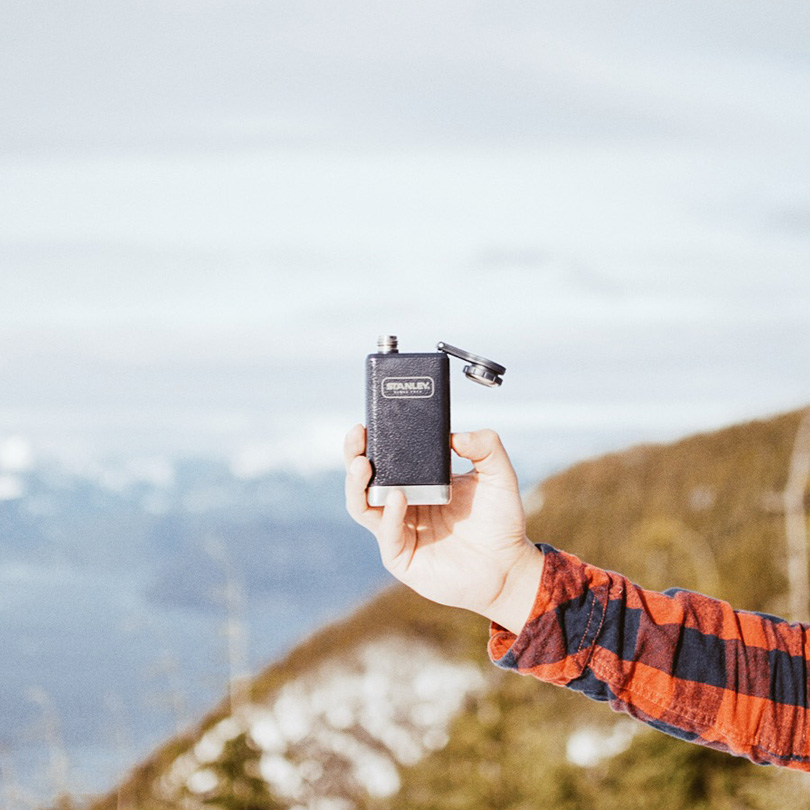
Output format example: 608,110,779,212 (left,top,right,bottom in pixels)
83,406,810,810
0,459,386,806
